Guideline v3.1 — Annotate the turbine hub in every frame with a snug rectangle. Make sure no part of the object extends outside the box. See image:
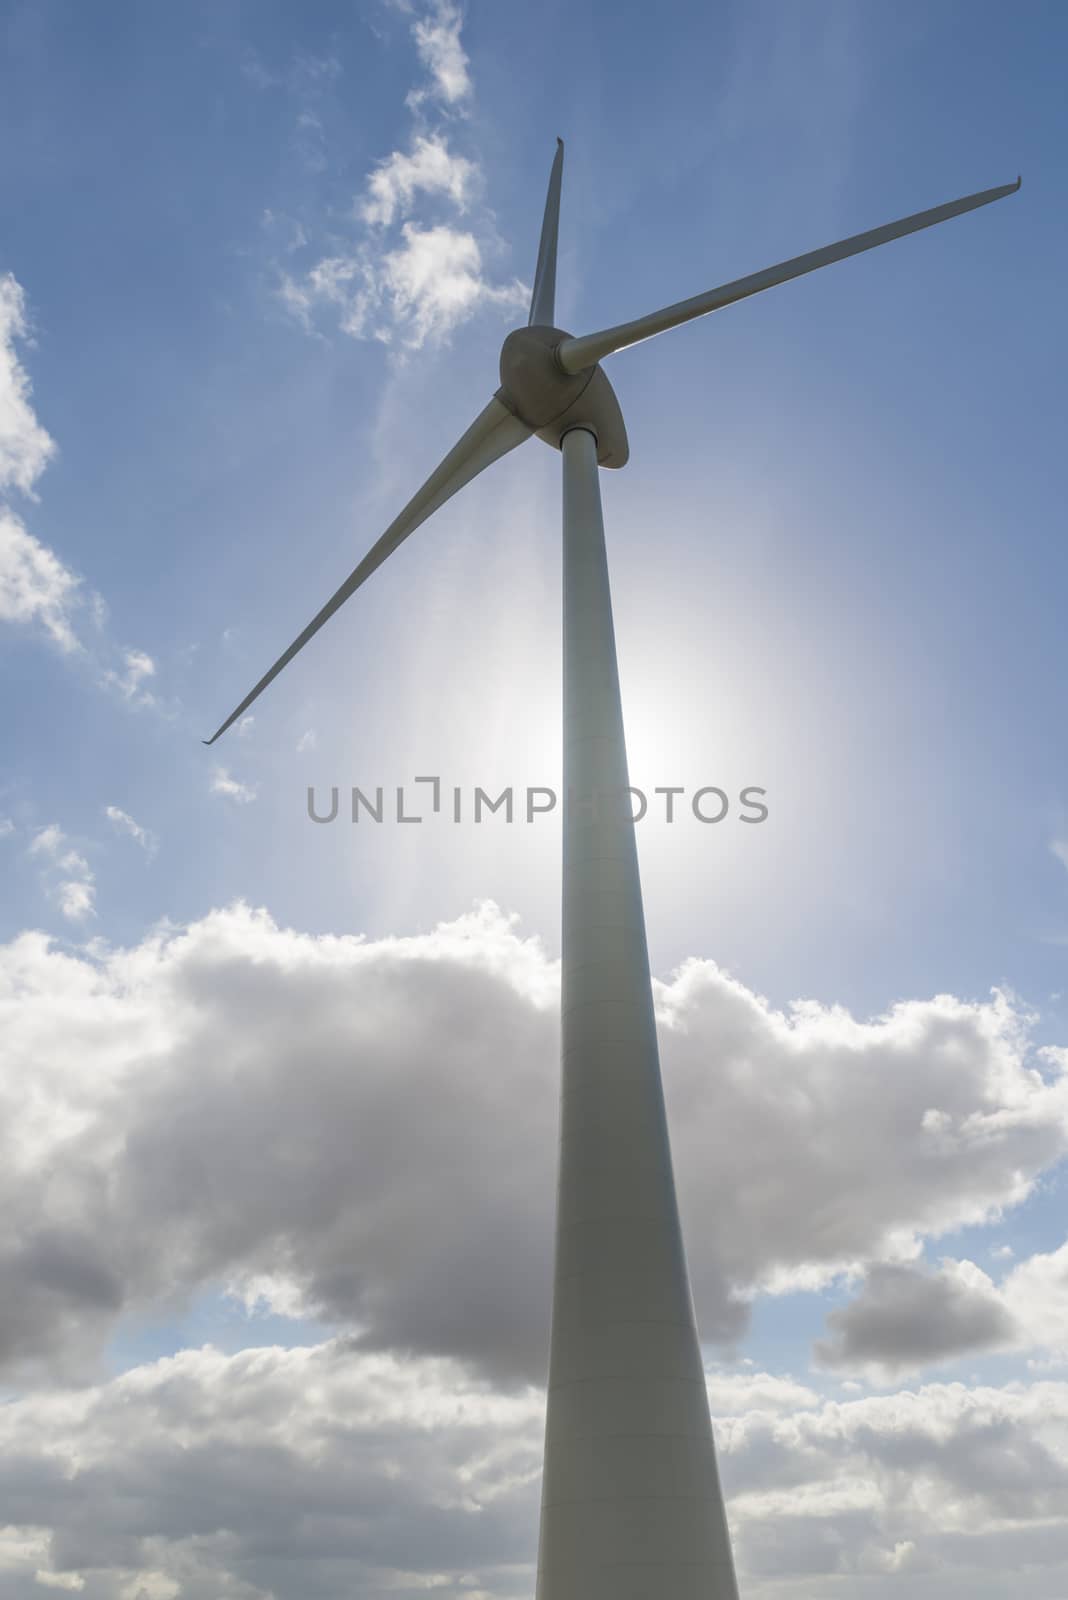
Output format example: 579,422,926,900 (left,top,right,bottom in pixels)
497,325,629,468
